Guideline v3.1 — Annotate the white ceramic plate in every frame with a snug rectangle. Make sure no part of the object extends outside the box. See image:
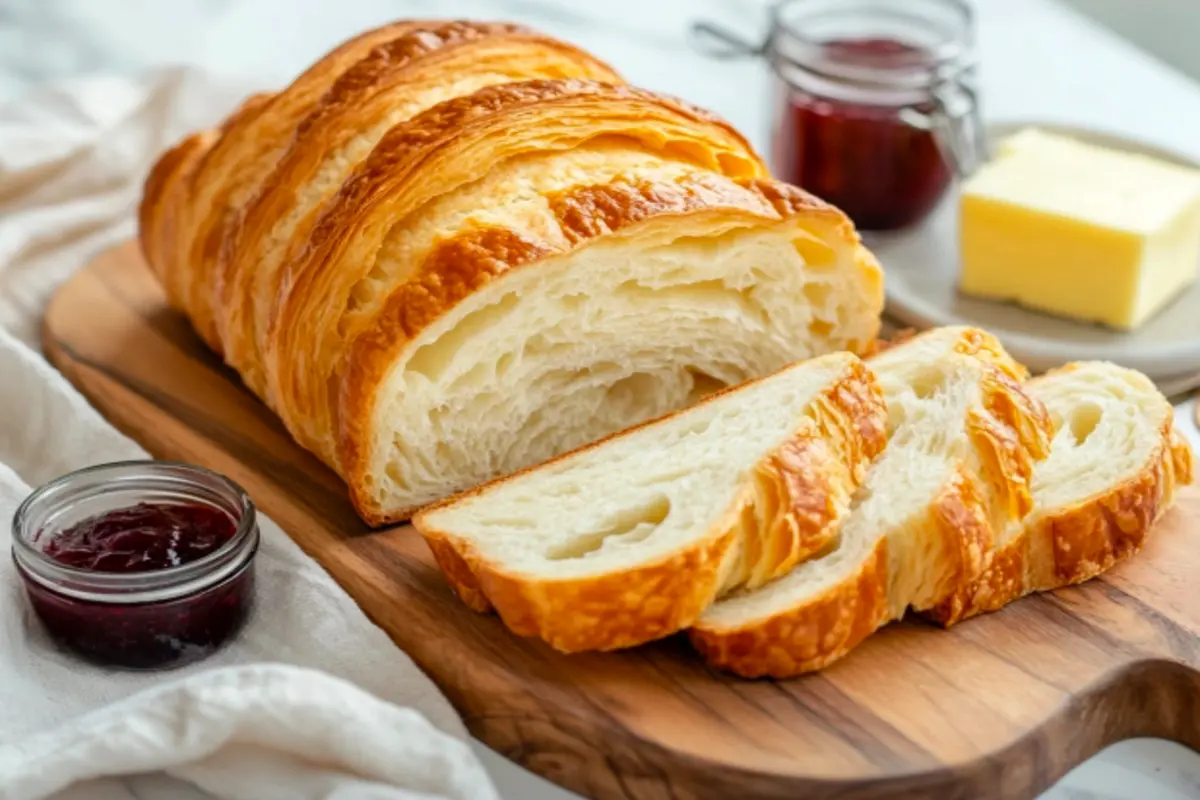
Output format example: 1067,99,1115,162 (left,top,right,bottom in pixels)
866,122,1200,386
